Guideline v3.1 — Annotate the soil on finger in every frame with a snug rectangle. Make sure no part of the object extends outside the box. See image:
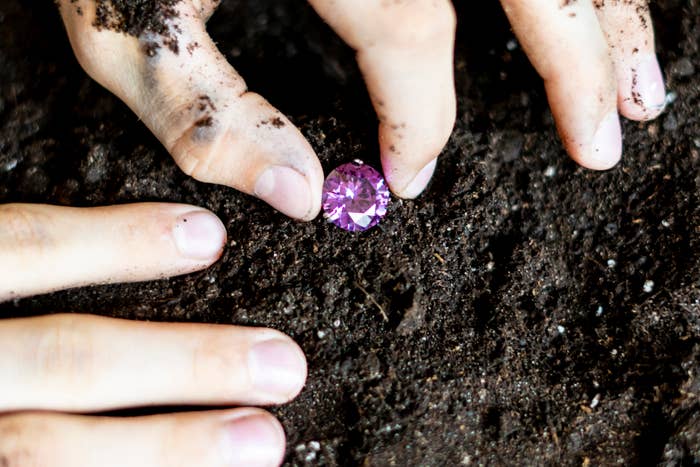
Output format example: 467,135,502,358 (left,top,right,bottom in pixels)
1,0,700,465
